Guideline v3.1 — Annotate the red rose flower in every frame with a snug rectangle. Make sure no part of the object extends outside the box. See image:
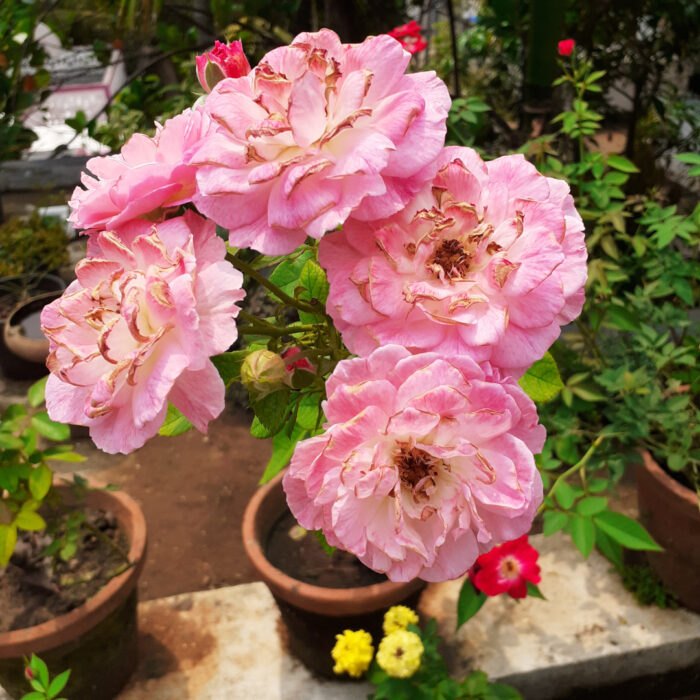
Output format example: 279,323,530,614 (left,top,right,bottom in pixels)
469,535,541,599
558,39,575,57
388,20,428,55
